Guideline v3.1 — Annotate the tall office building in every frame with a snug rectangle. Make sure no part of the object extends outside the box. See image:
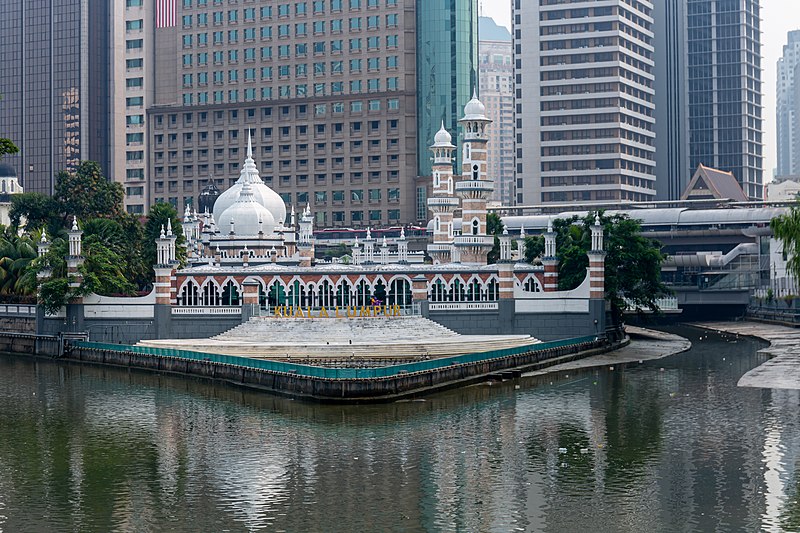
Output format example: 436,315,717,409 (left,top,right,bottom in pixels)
111,0,156,214
144,0,478,227
514,0,656,204
777,30,800,179
652,0,688,200
0,0,112,195
478,17,514,206
415,0,478,185
686,0,763,200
